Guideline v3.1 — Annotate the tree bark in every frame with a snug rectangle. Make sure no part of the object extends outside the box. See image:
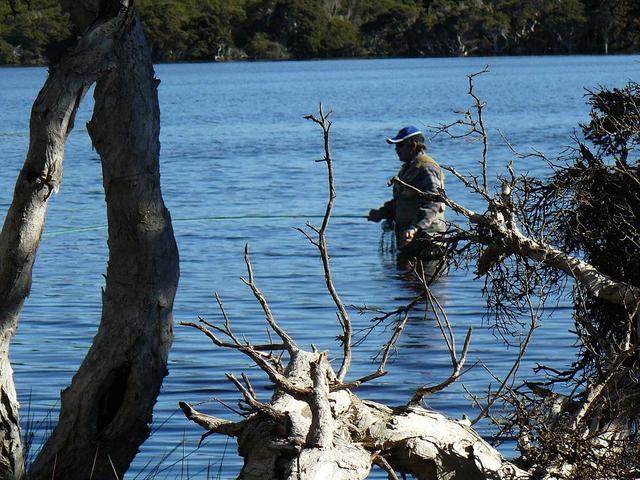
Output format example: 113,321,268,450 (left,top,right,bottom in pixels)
0,8,133,479
28,7,179,480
